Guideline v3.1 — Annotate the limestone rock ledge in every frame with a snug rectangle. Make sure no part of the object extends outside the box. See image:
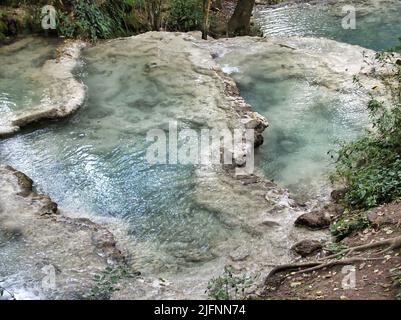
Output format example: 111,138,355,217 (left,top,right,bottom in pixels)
0,164,124,299
0,40,86,139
